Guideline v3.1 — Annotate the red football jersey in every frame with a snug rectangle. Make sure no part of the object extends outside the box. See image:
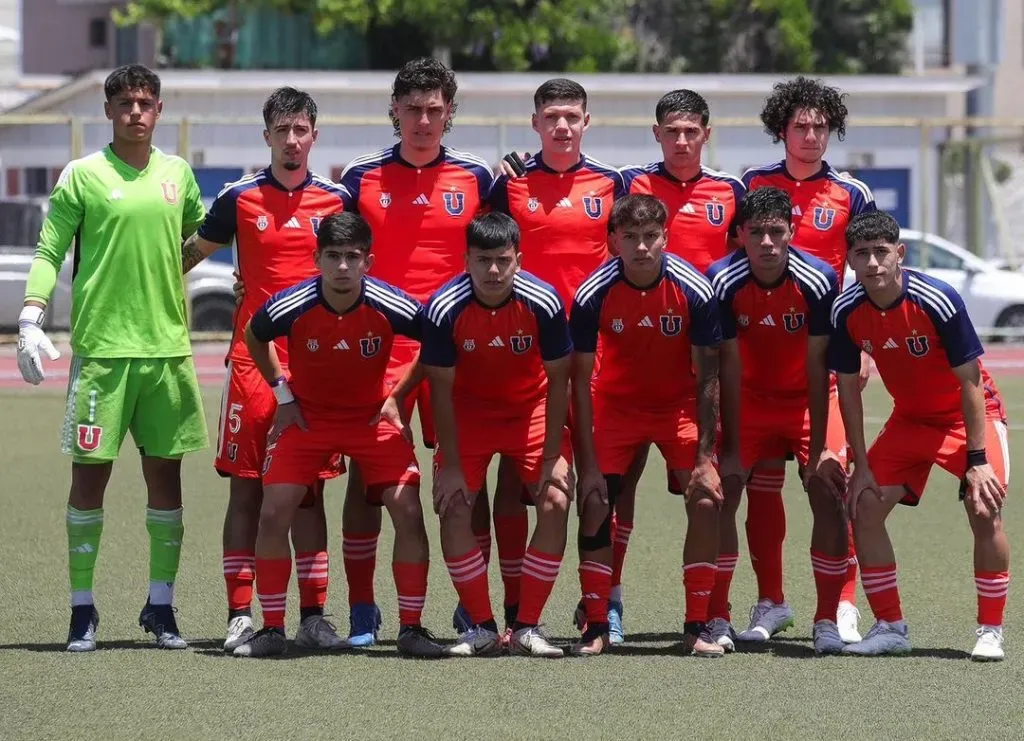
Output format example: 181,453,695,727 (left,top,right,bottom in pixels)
248,275,422,416
420,271,572,413
742,160,875,282
488,154,626,307
830,269,1004,426
339,144,494,302
198,169,349,364
708,247,839,400
623,163,745,274
570,253,722,410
